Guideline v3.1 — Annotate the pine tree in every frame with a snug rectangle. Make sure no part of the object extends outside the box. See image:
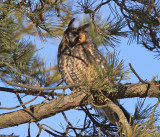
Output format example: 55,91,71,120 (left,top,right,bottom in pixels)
0,0,160,136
